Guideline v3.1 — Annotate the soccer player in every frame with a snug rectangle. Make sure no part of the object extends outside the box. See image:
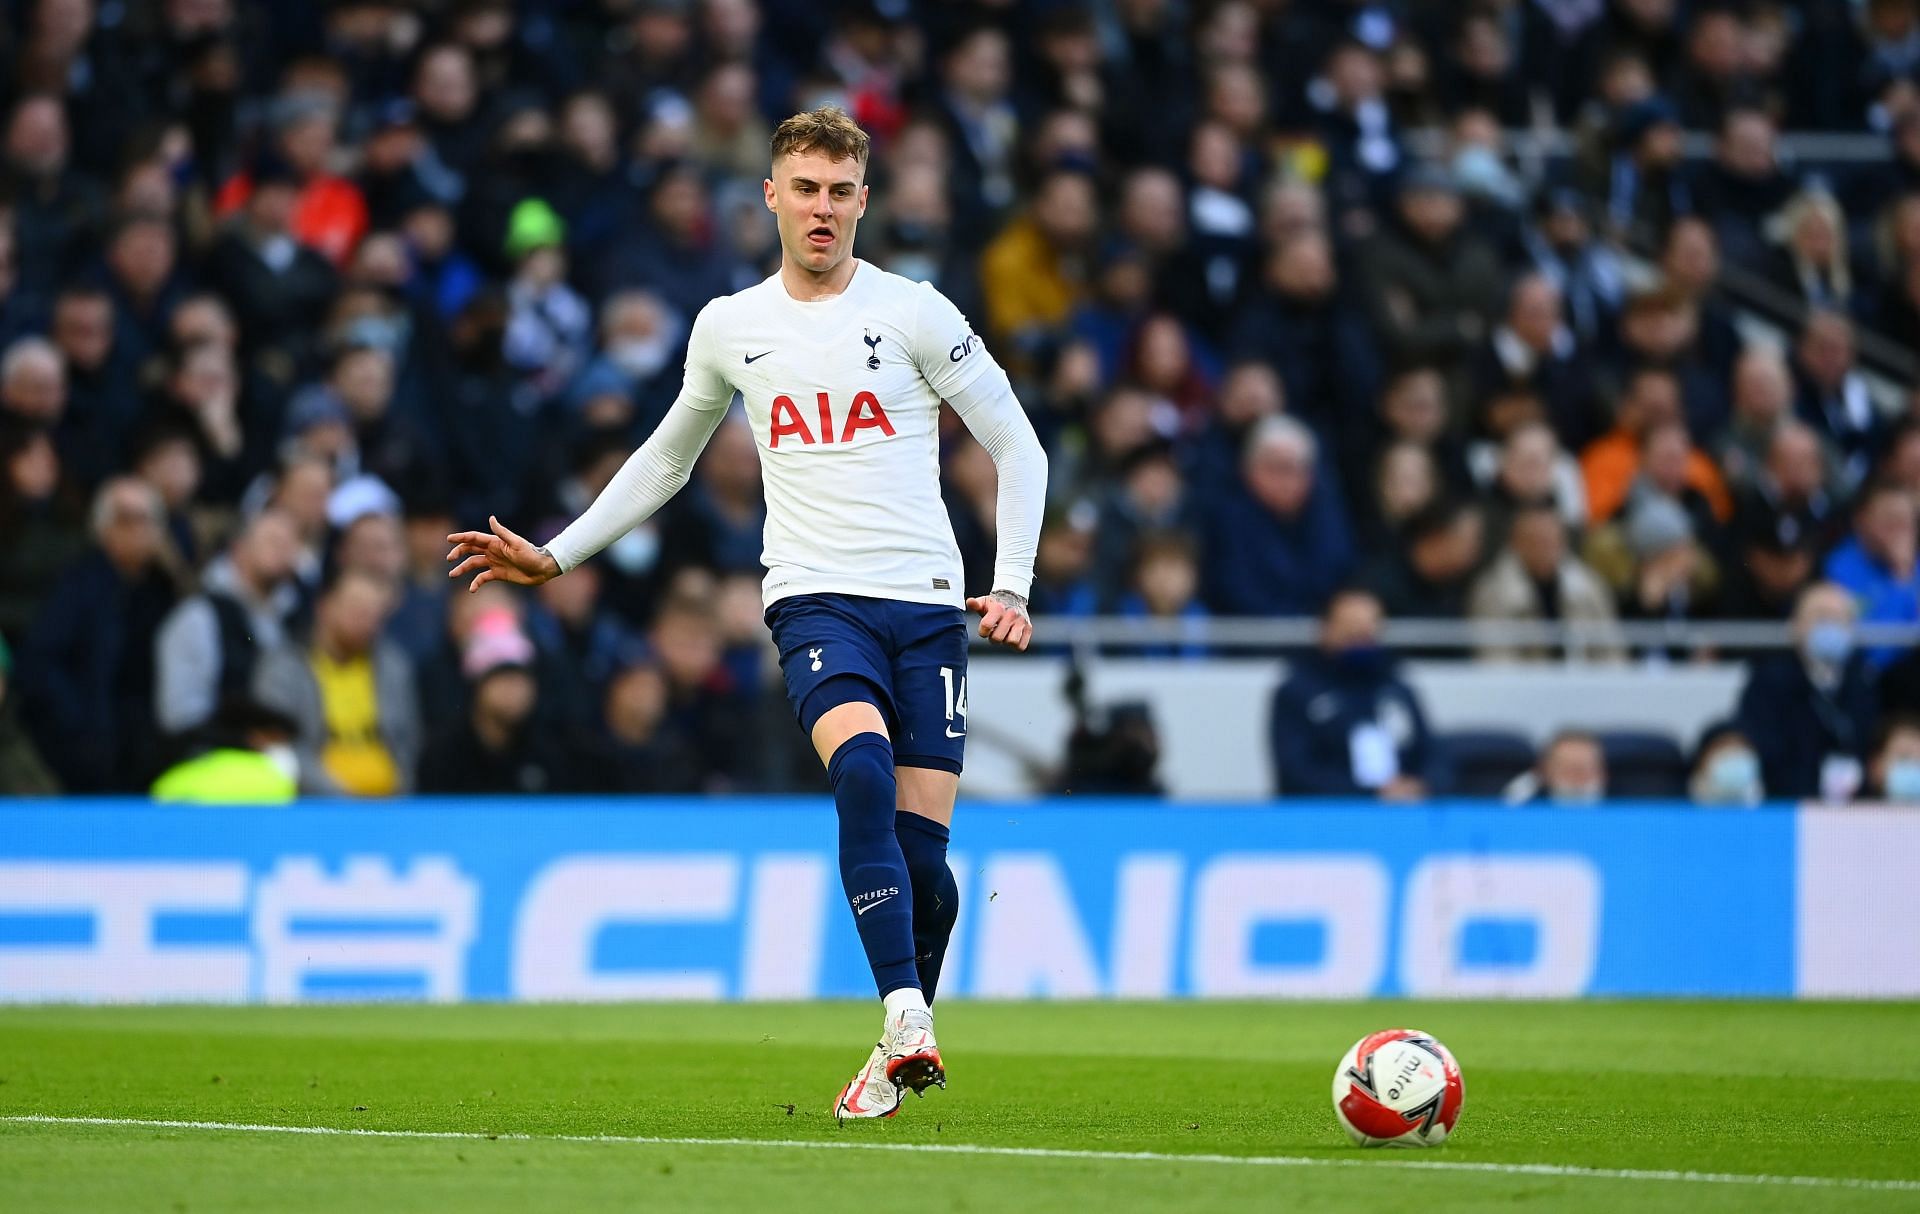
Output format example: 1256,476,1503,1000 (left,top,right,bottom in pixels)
446,107,1046,1121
